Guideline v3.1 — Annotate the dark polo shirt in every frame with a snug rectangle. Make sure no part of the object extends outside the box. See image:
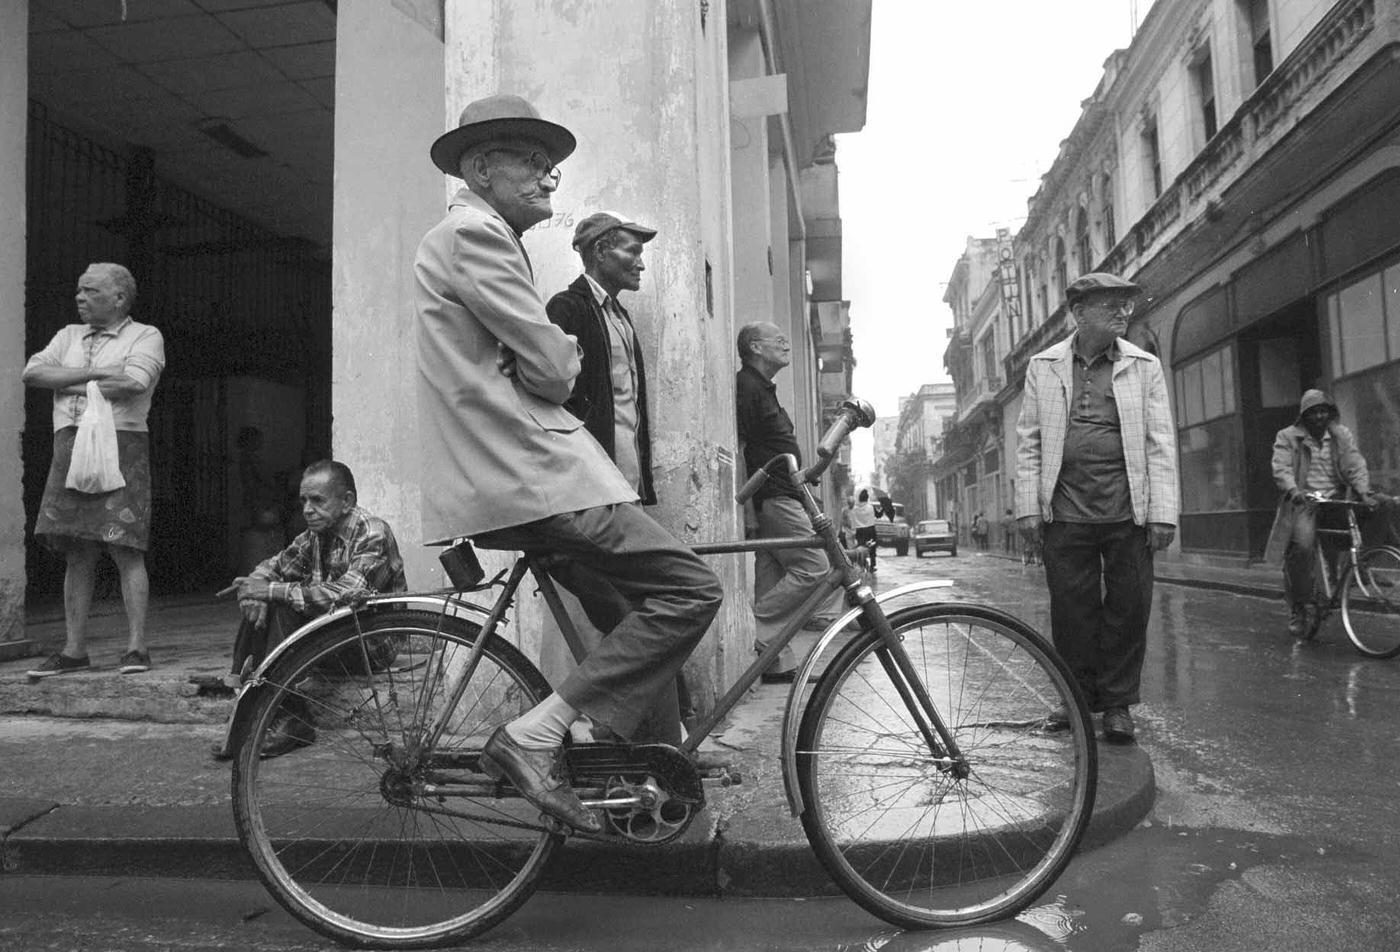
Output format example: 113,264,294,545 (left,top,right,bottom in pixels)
1052,339,1133,523
736,363,803,507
